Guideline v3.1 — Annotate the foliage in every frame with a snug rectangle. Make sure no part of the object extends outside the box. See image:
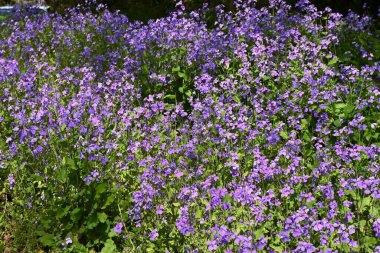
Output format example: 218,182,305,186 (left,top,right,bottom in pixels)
0,0,380,252
0,14,8,21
